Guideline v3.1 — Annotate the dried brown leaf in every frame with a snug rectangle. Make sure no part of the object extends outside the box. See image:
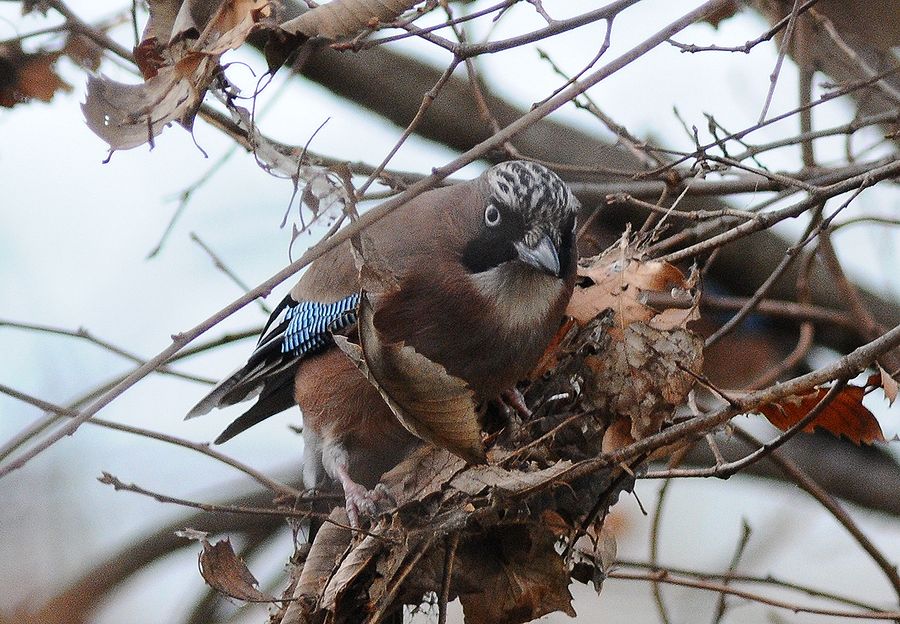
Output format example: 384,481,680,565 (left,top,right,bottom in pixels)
63,33,103,71
380,445,466,505
134,37,167,79
322,531,407,614
458,525,575,624
282,509,352,624
198,538,275,602
600,417,634,453
758,383,885,445
0,44,71,108
564,241,702,440
568,245,699,332
82,0,271,150
280,0,420,39
878,364,898,405
586,323,703,440
335,294,485,465
448,461,573,497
